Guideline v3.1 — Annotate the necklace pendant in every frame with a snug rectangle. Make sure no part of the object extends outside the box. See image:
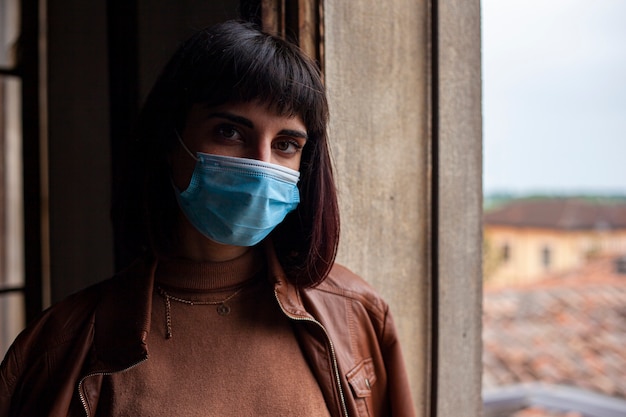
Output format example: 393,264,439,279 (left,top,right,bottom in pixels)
217,303,231,316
